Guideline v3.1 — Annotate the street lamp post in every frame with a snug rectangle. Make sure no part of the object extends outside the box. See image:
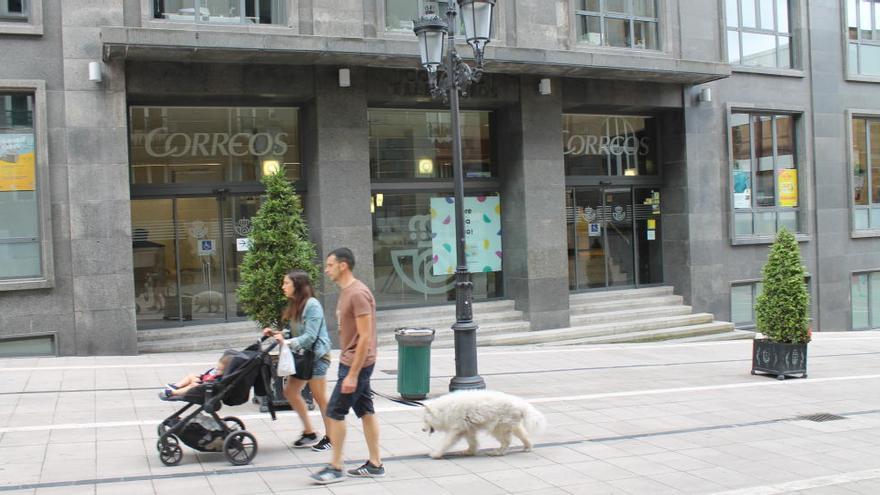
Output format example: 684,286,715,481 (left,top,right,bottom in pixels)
413,0,496,392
